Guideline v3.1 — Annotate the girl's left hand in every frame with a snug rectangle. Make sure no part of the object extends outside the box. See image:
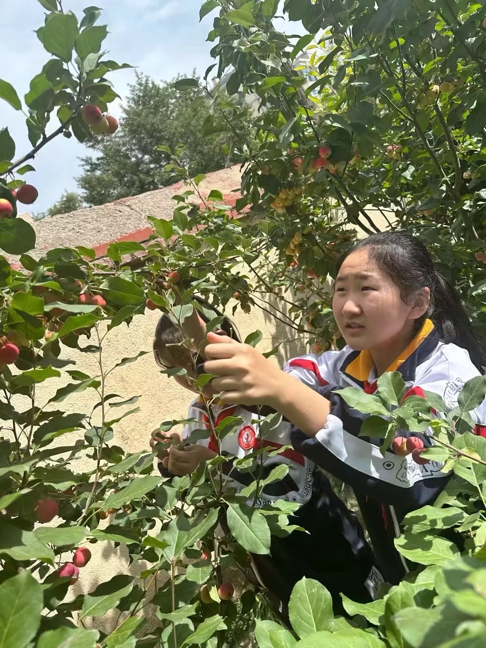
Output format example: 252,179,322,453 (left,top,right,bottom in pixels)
203,332,285,407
